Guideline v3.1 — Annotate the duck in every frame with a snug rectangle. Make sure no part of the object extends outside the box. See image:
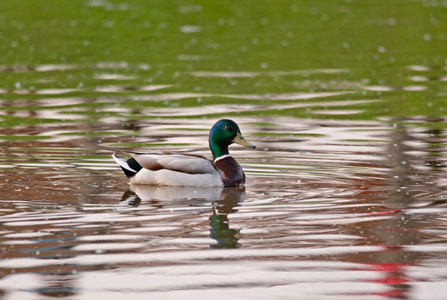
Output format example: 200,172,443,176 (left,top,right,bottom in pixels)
112,119,256,187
